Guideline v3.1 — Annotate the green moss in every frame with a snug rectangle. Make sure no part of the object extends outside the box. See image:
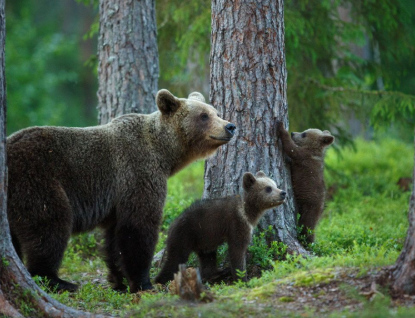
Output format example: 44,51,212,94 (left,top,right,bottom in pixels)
279,296,295,302
289,269,335,287
1,257,10,267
